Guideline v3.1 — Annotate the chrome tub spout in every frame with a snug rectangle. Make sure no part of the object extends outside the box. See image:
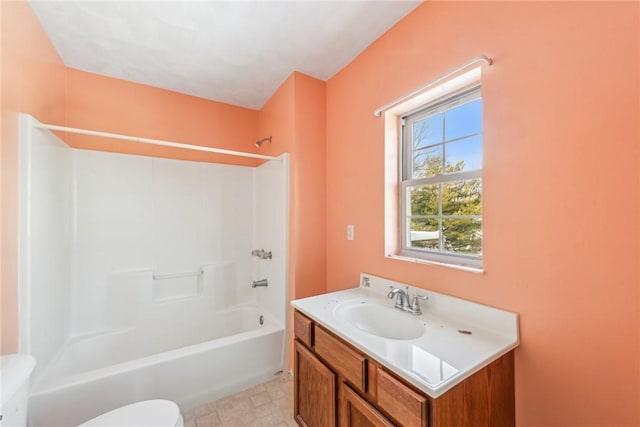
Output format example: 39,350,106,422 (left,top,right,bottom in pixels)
252,279,268,288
